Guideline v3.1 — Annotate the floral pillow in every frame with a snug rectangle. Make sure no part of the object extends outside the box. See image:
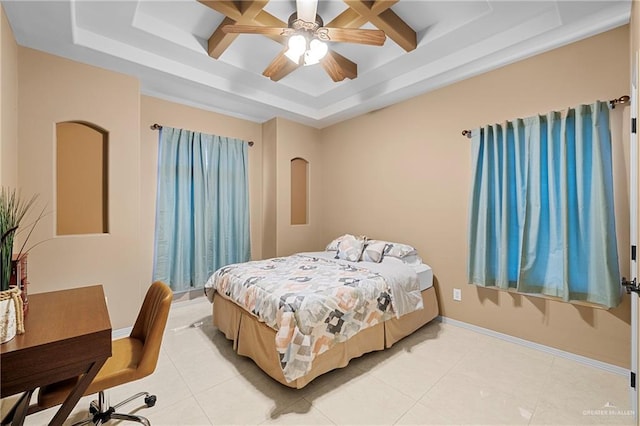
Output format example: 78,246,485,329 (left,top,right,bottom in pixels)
361,241,387,263
336,236,366,262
